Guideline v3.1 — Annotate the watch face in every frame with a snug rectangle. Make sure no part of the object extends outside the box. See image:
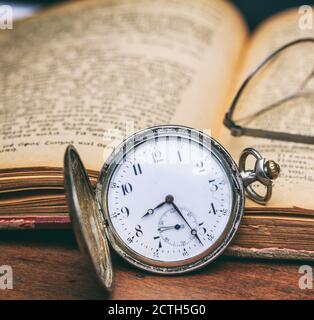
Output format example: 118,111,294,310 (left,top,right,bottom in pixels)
98,126,243,273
